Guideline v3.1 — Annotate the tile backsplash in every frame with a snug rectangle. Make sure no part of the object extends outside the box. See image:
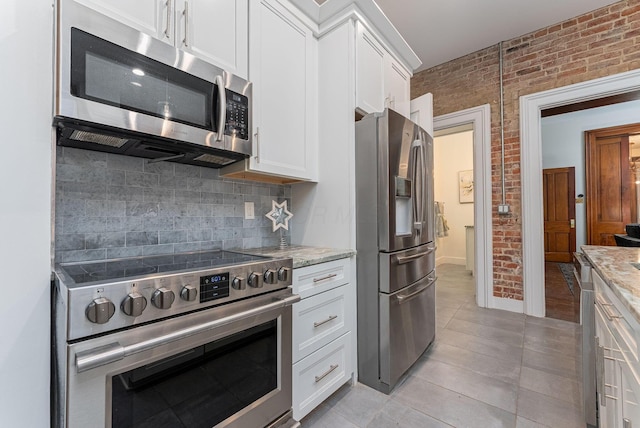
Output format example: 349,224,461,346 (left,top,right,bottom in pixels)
54,147,291,263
